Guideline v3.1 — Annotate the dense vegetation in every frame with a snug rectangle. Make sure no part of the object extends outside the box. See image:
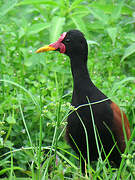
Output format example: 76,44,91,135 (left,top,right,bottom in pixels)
0,0,135,179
